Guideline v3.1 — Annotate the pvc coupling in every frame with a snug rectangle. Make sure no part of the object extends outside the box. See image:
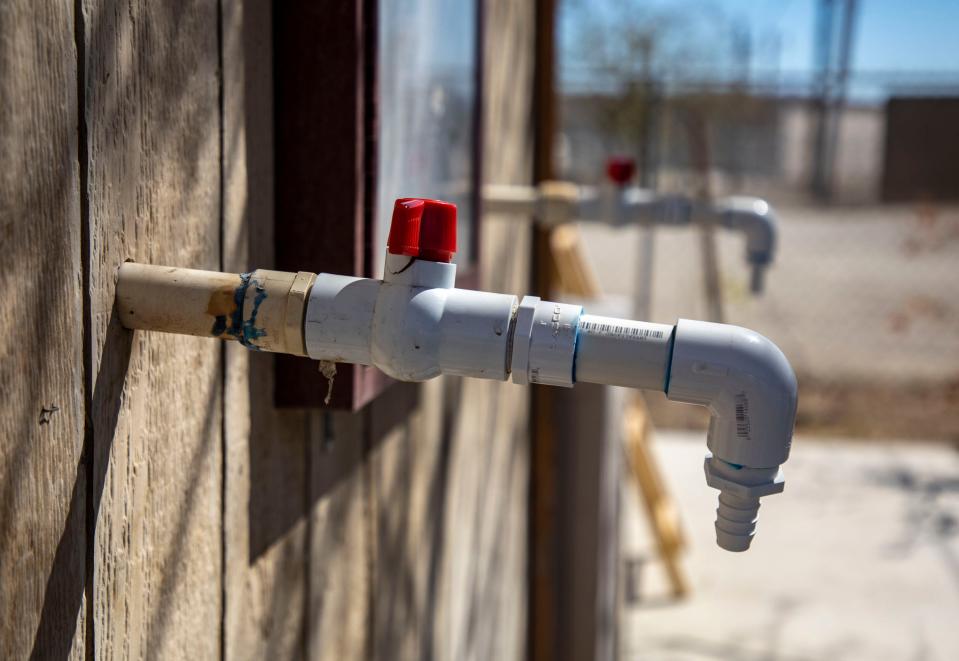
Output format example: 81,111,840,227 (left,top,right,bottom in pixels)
510,296,582,387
